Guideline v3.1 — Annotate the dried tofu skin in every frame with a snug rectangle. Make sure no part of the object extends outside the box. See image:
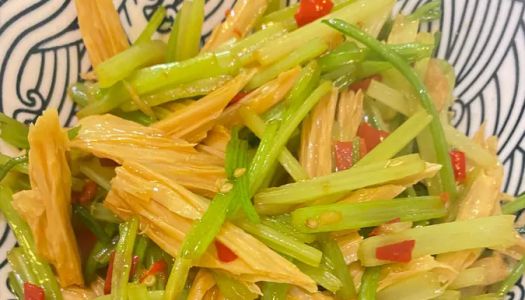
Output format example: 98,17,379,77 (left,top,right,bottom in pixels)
196,125,231,161
333,231,363,264
334,89,363,141
300,88,338,178
287,286,335,300
12,109,83,287
188,270,217,300
70,114,225,195
105,161,317,292
152,69,257,143
218,67,301,127
202,0,268,52
74,0,129,67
